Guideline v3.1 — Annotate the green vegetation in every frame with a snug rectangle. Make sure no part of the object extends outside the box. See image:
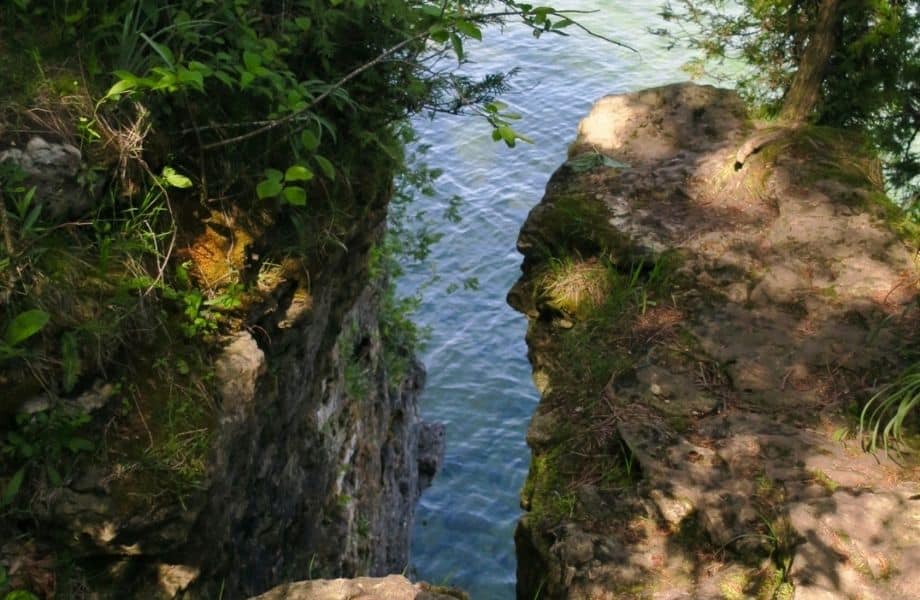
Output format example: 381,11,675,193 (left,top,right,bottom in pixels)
520,189,681,524
532,192,632,259
0,0,606,400
860,361,920,454
1,405,93,508
538,256,613,320
129,355,215,500
0,2,627,592
714,123,920,452
659,0,920,203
